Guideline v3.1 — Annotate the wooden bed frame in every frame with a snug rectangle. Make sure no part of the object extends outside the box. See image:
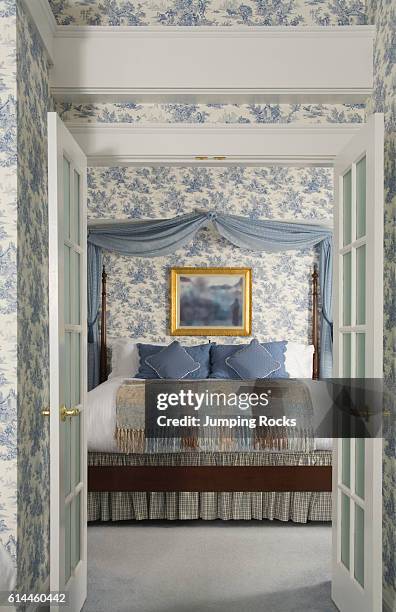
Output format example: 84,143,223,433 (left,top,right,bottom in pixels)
89,266,332,493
